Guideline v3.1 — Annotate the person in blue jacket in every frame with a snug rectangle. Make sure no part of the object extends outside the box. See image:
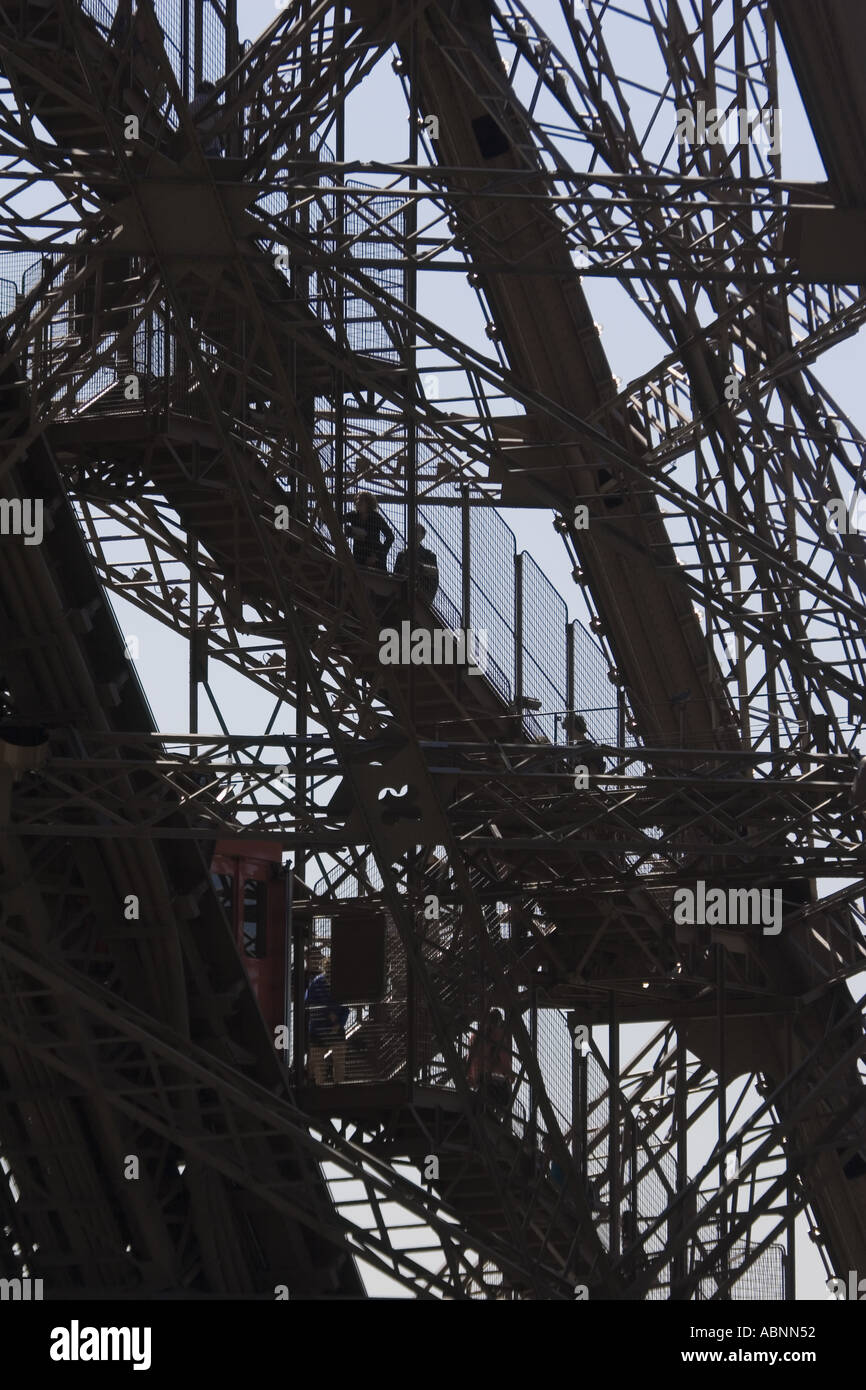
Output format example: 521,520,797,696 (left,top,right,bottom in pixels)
305,958,349,1085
